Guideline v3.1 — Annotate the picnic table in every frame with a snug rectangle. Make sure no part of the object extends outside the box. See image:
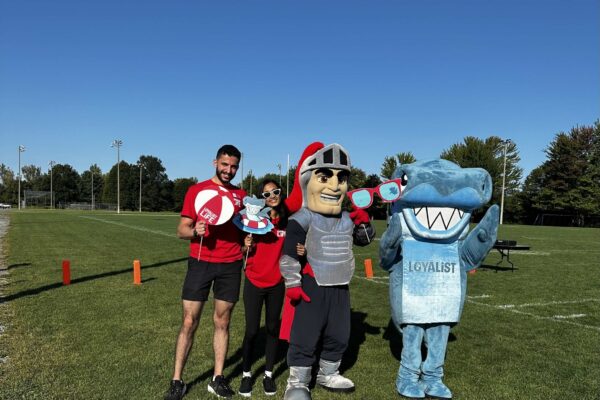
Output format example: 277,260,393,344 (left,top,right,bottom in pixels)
492,240,531,271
